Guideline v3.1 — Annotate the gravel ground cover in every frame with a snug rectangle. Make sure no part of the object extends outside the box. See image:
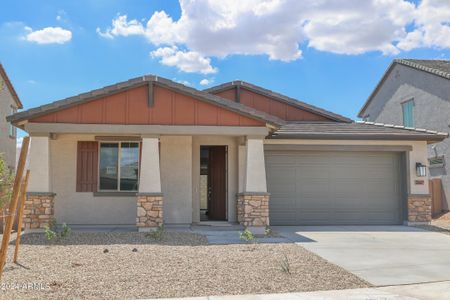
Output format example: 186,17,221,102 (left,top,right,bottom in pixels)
0,231,369,299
